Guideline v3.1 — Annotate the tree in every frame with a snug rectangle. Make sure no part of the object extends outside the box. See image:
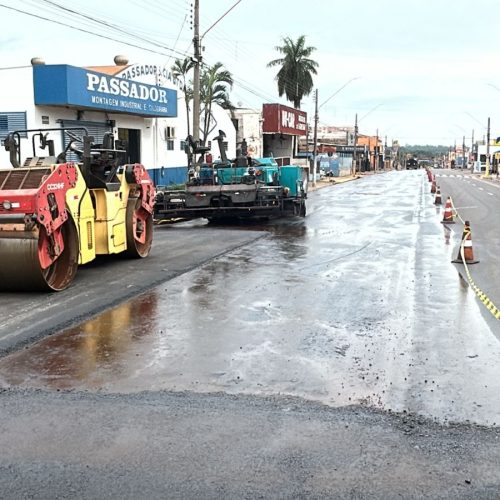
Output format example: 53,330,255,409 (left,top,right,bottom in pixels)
199,62,234,145
267,35,318,109
171,57,194,137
